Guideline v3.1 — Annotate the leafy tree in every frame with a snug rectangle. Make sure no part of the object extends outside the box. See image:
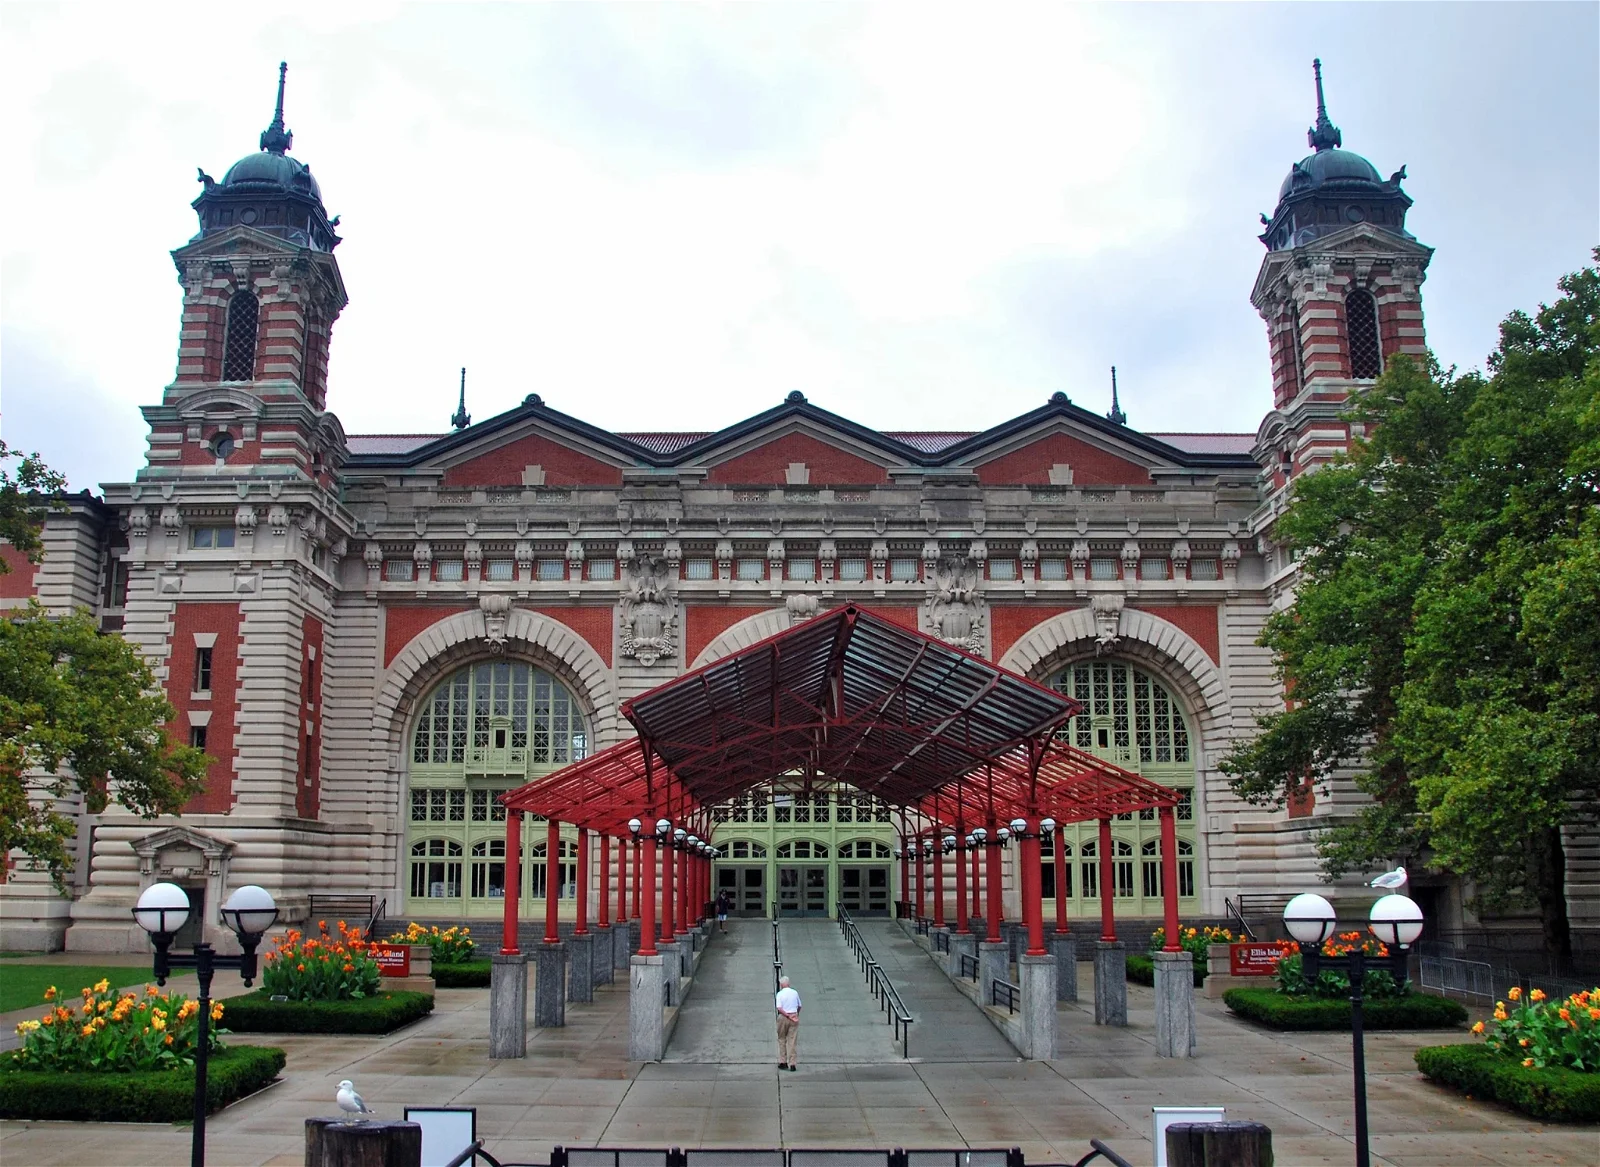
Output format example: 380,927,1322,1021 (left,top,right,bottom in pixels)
0,440,67,570
1223,254,1600,969
1,603,211,889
